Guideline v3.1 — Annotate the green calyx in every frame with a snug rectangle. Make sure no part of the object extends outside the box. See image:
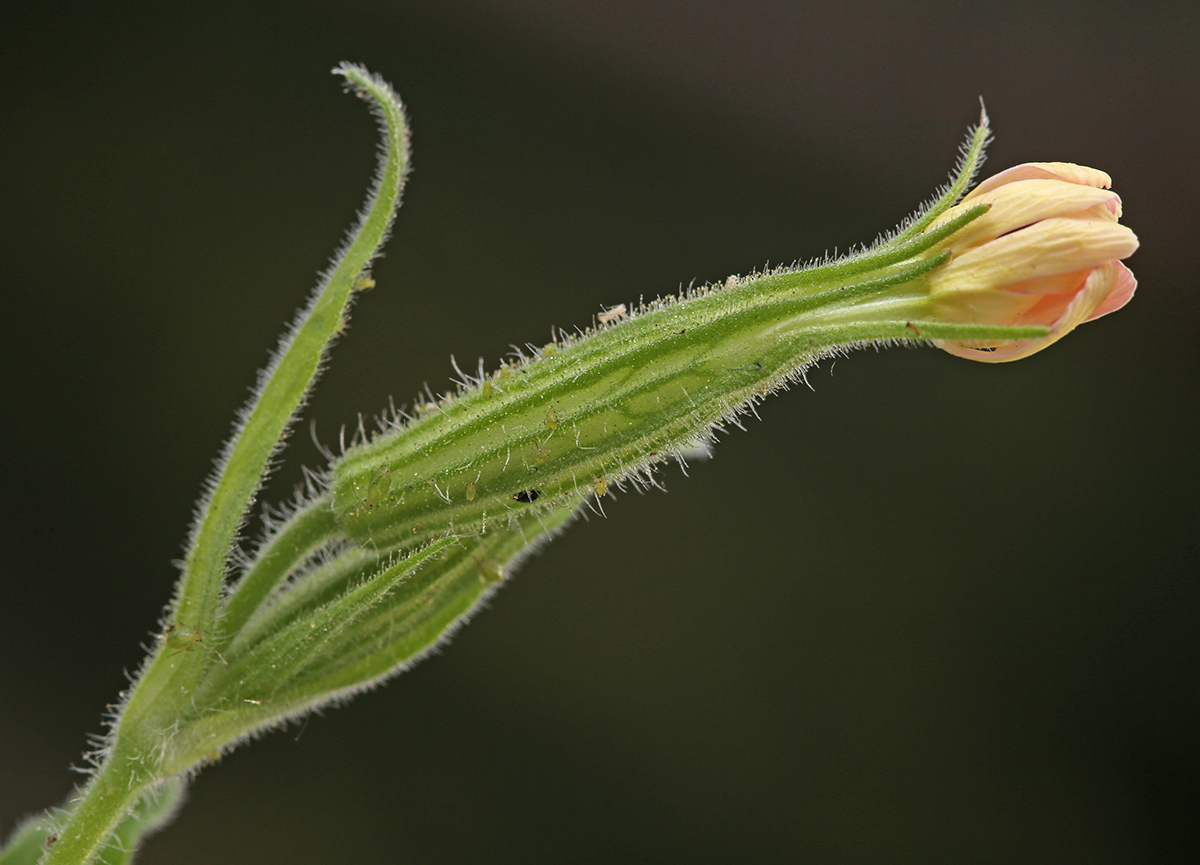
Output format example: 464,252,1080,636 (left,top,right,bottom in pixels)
323,138,1031,553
